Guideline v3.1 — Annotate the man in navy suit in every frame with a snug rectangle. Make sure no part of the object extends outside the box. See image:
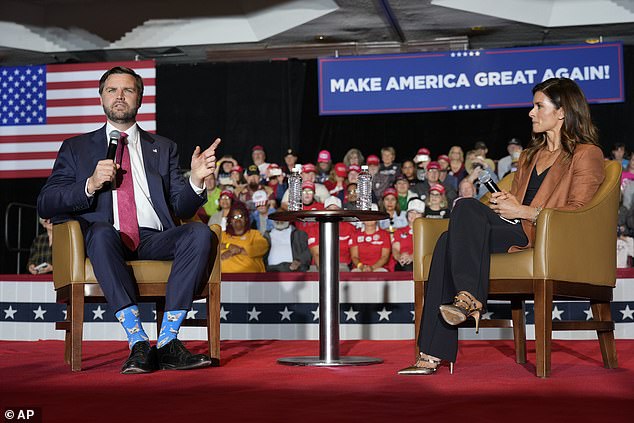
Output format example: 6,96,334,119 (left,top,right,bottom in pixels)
38,66,221,374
